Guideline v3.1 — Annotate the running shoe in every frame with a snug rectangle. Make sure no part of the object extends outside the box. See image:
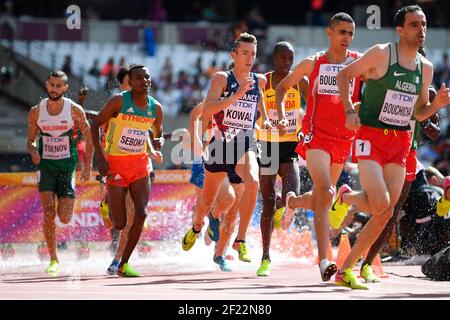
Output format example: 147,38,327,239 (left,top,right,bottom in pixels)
335,268,369,290
360,264,381,283
117,263,140,277
232,240,251,262
256,259,271,276
437,197,450,217
207,213,220,242
274,207,285,230
45,259,59,274
182,227,200,251
106,259,120,275
319,259,337,282
329,184,352,230
281,192,296,230
99,198,109,219
213,255,232,272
